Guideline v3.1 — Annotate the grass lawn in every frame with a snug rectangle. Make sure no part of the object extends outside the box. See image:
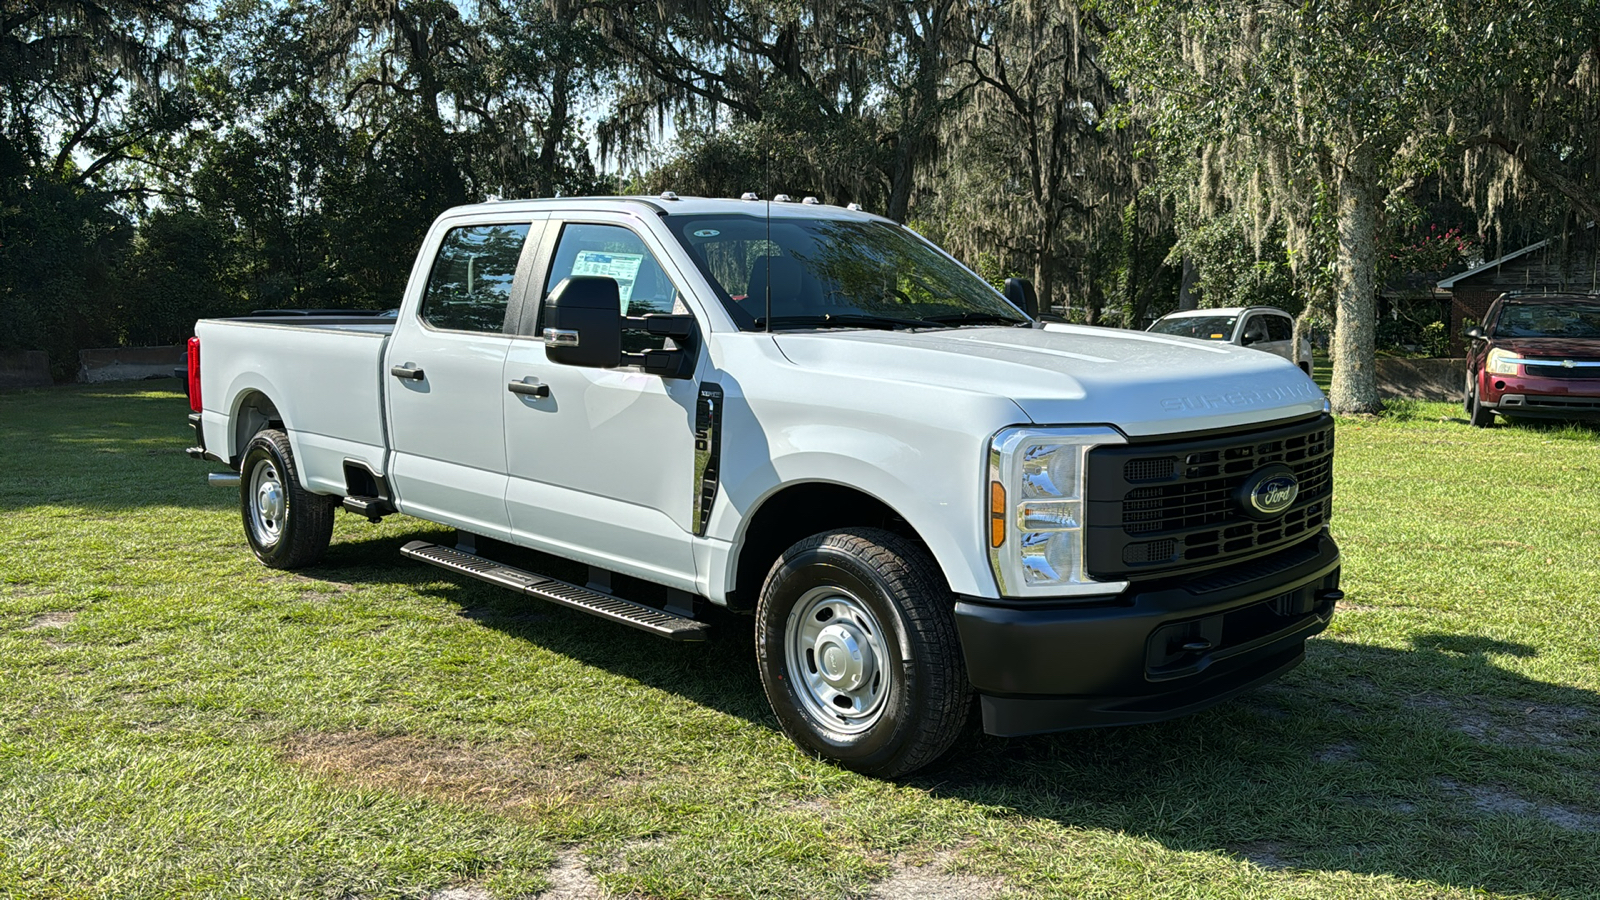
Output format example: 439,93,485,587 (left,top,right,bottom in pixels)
2,382,1598,899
